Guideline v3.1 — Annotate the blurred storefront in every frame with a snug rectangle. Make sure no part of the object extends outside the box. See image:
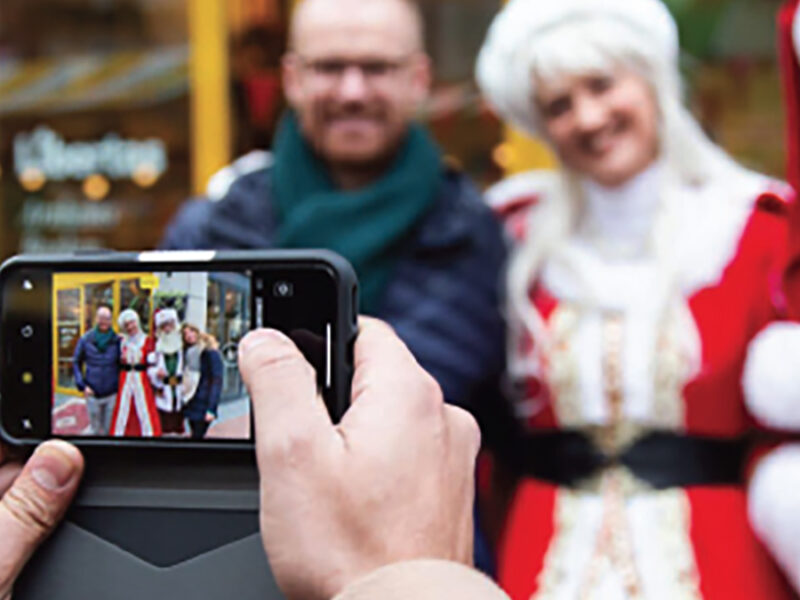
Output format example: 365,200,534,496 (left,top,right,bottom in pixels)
52,270,248,401
0,0,789,260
